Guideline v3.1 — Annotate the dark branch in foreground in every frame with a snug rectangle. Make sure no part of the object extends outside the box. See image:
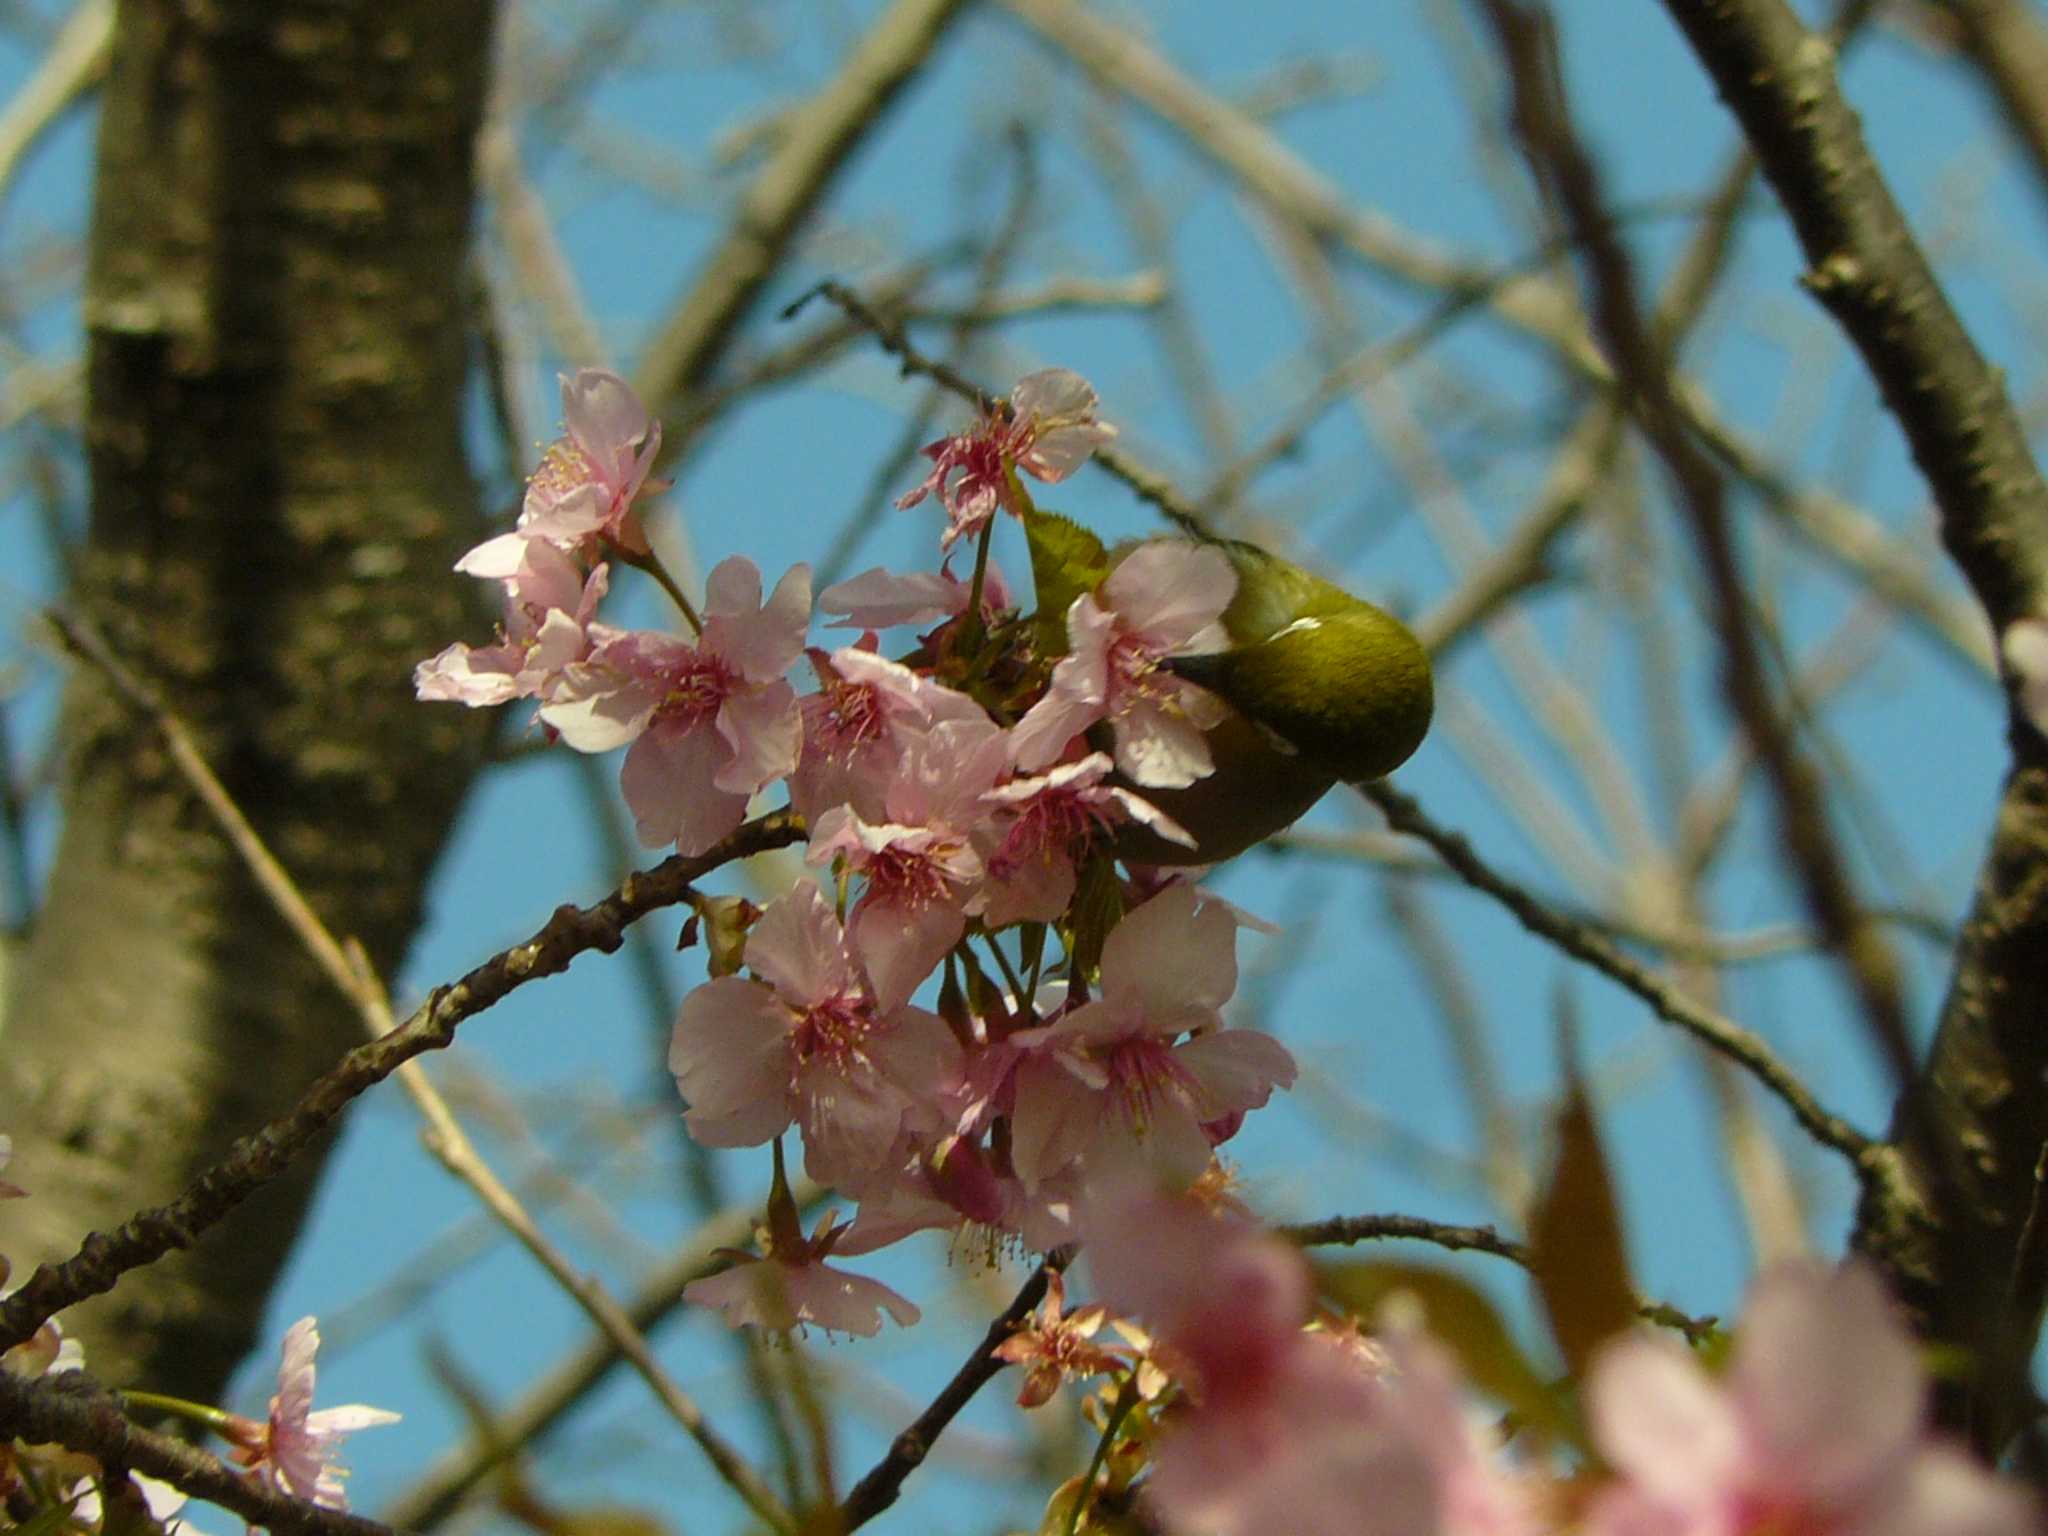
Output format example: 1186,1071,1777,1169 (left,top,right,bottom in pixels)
0,1369,394,1536
1280,1213,1530,1264
839,1254,1068,1530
